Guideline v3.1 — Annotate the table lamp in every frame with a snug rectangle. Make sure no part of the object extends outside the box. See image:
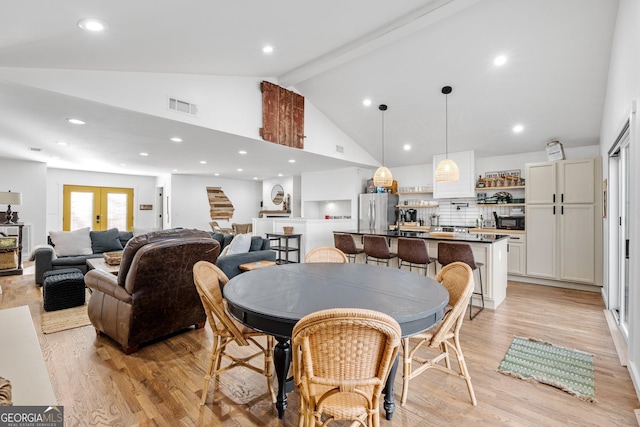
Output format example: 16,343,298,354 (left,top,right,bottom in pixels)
0,191,22,224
